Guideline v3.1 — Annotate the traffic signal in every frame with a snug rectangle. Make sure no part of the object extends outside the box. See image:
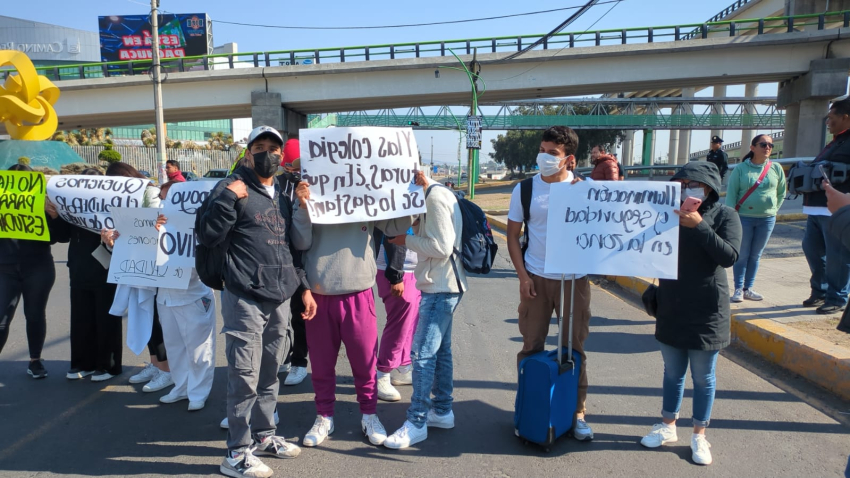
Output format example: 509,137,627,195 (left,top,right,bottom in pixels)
407,121,420,126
